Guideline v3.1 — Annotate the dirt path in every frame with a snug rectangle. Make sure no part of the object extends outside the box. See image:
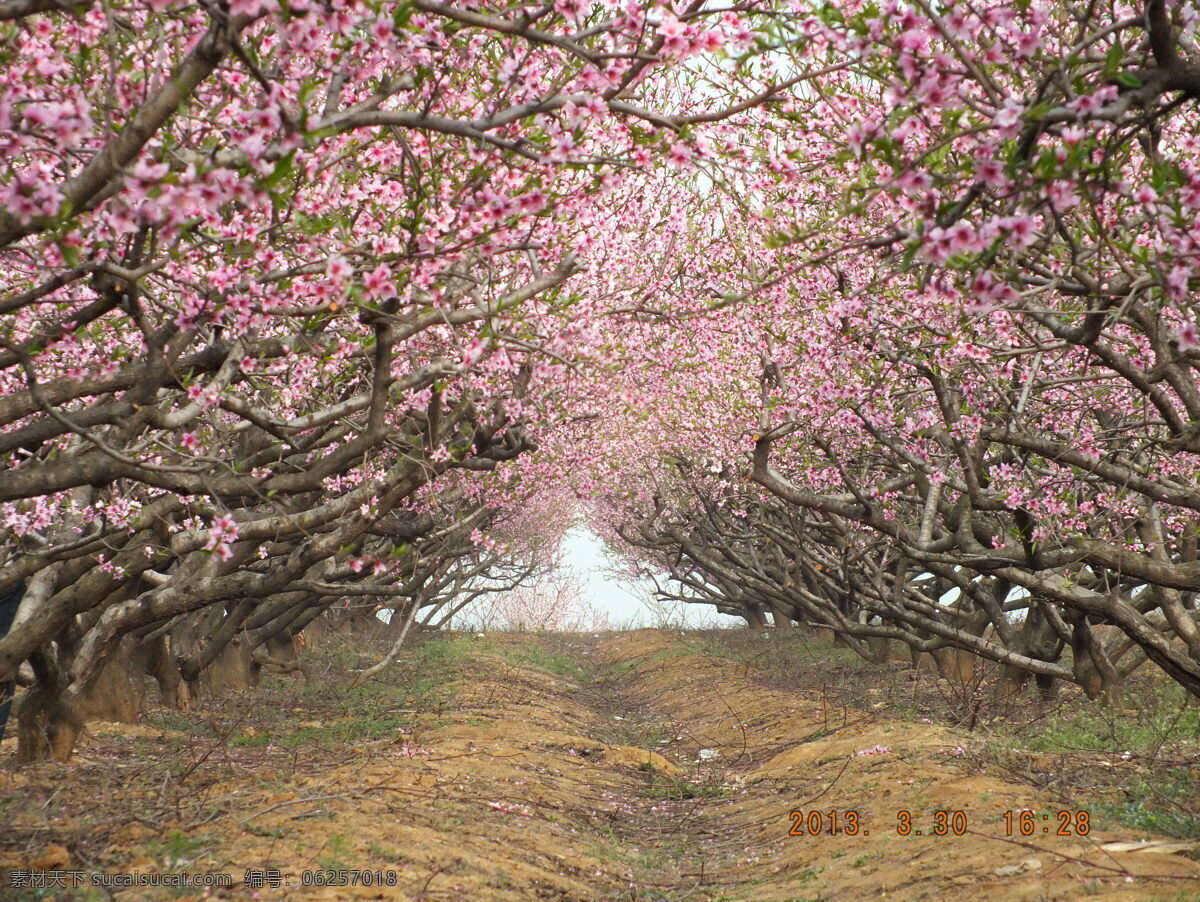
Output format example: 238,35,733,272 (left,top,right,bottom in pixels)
2,629,1199,901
